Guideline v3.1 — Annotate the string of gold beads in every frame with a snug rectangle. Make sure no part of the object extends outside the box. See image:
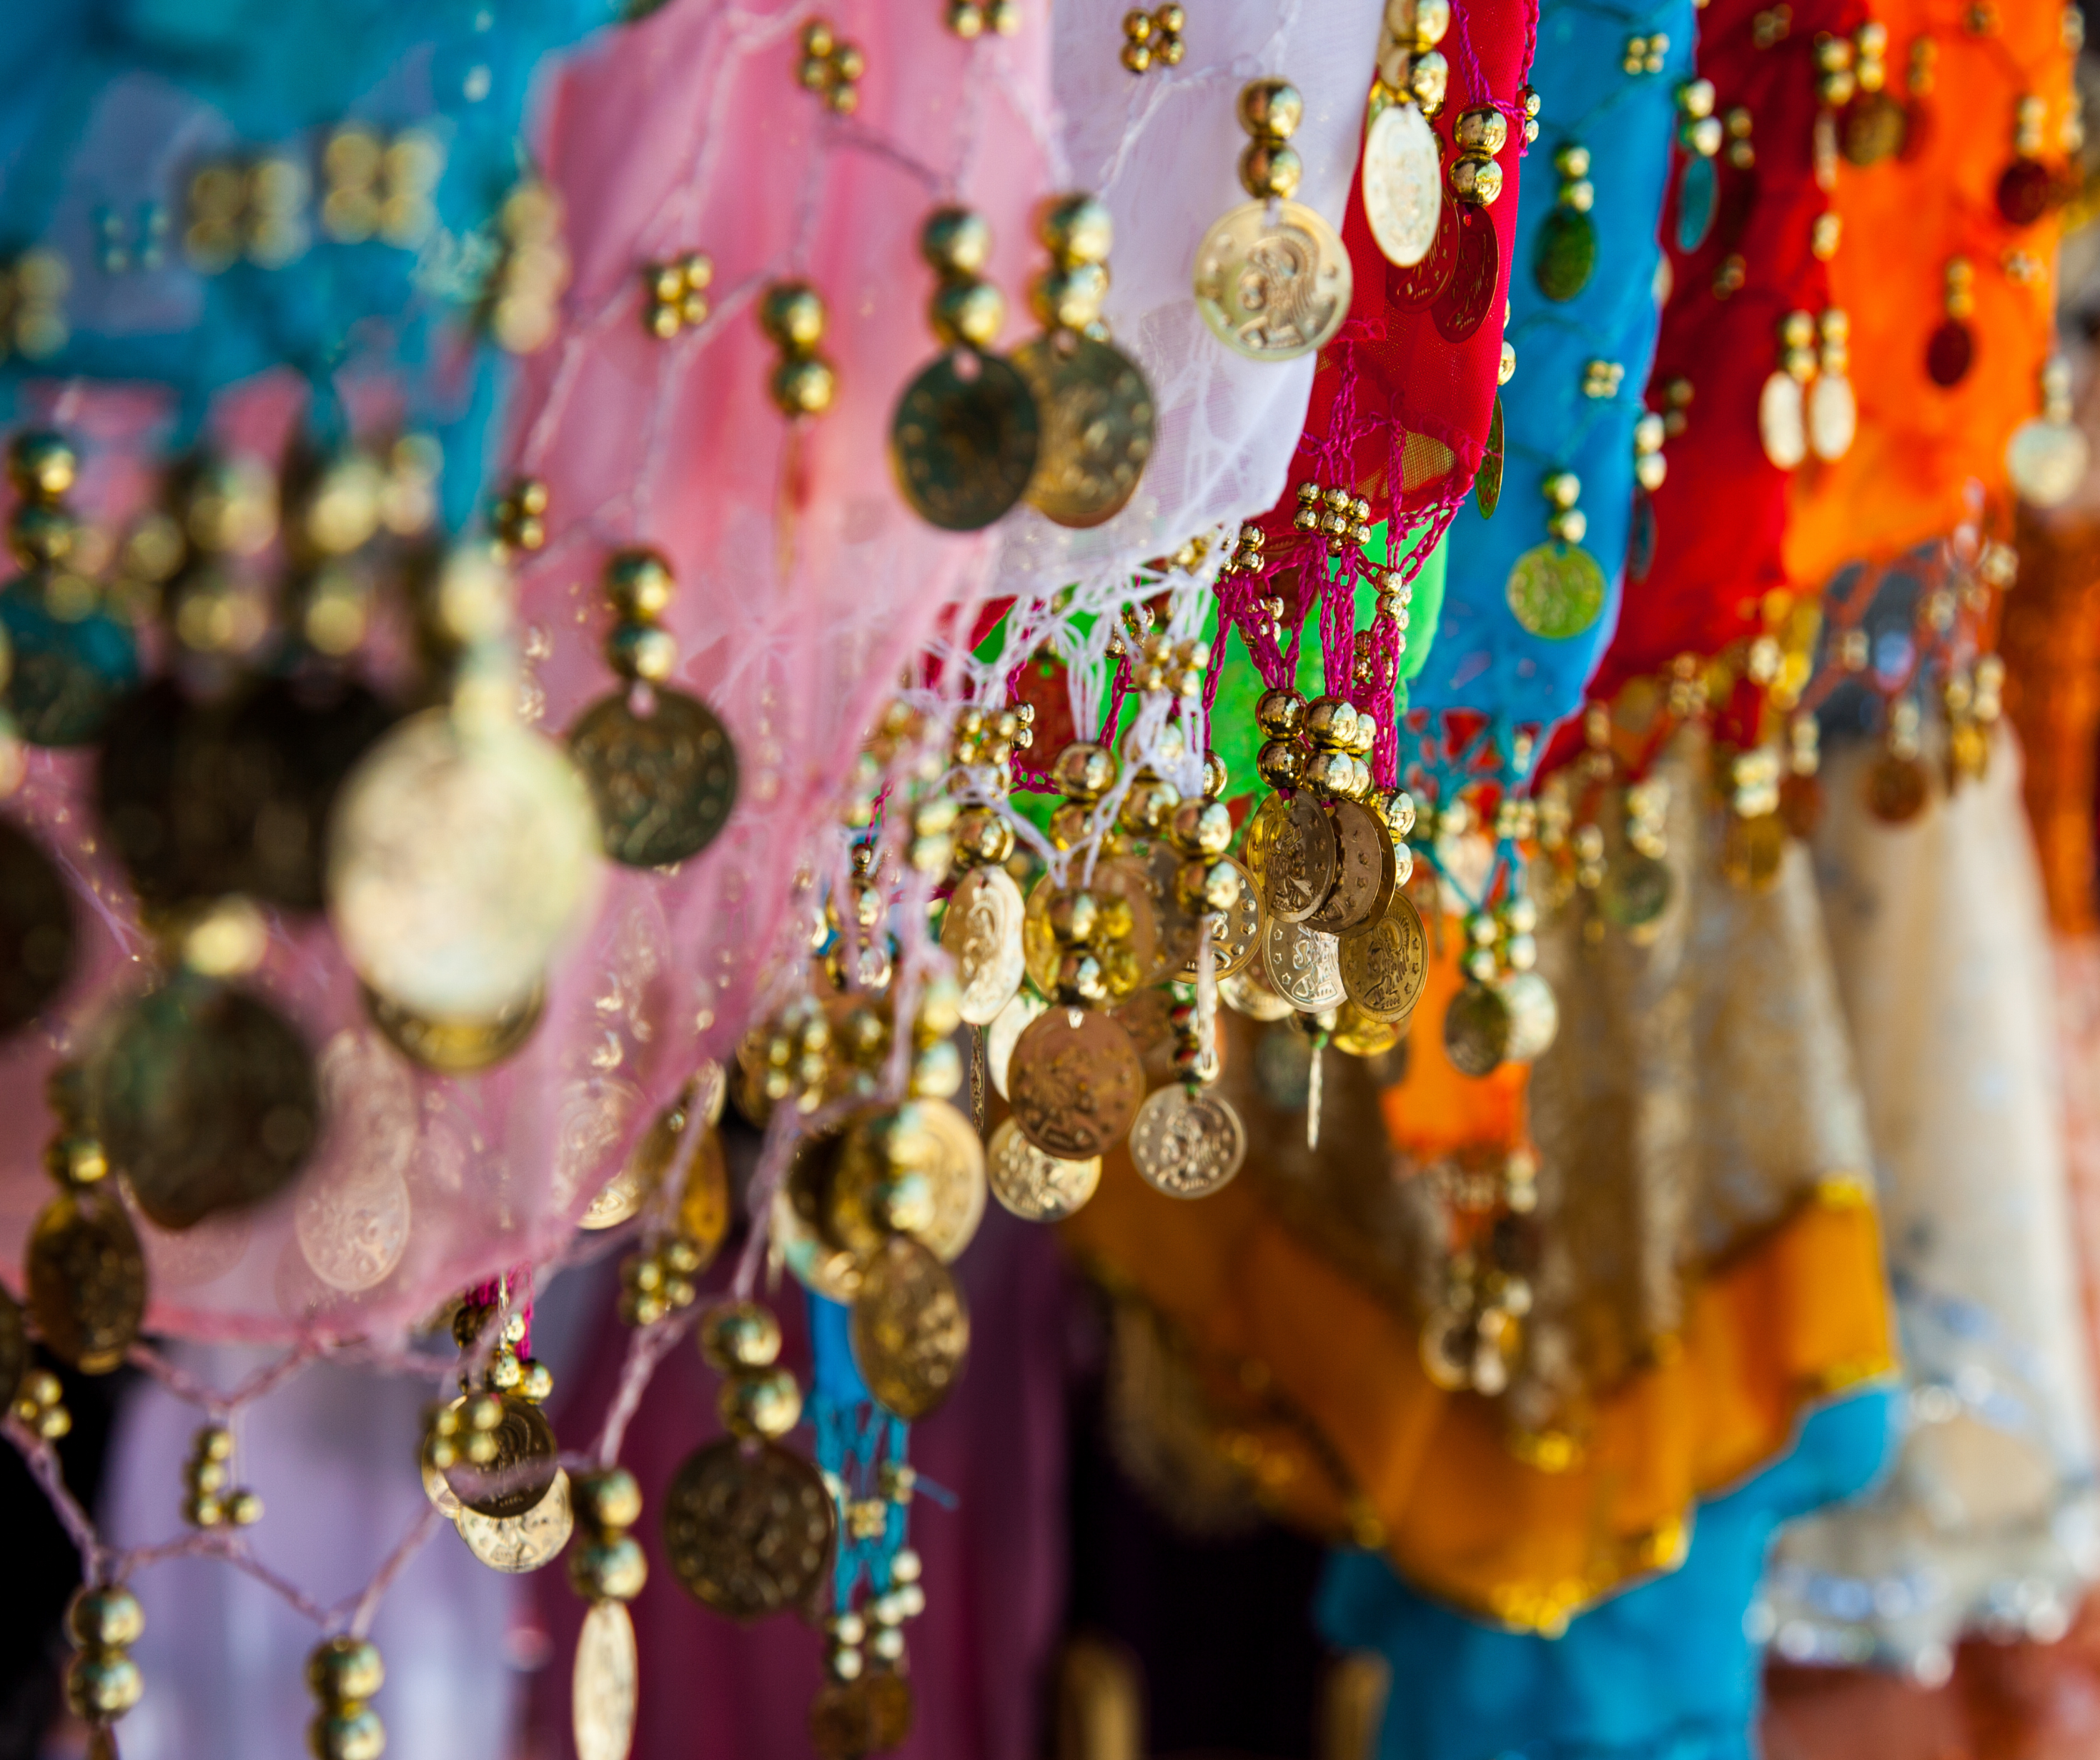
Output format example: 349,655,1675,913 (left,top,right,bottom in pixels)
1121,5,1185,72
643,252,713,339
65,1585,144,1752
761,282,839,417
491,477,549,554
569,1469,649,1603
306,1638,385,1760
700,1302,804,1441
798,19,866,113
182,1423,262,1529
